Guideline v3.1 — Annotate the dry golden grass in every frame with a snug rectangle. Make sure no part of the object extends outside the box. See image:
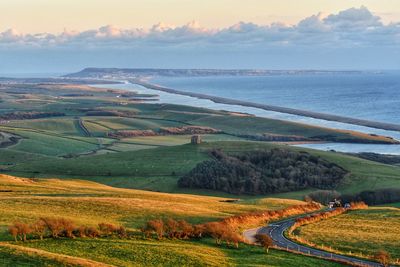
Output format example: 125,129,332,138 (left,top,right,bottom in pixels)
0,174,304,228
295,207,400,262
